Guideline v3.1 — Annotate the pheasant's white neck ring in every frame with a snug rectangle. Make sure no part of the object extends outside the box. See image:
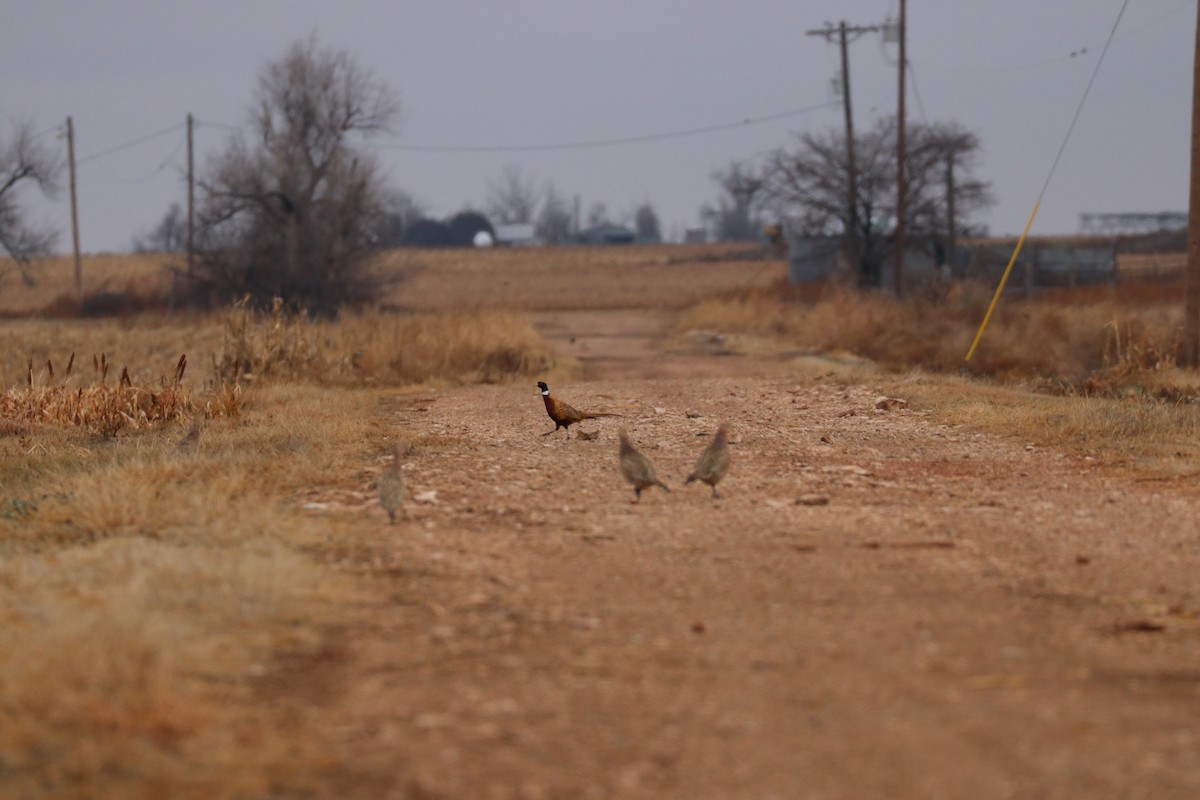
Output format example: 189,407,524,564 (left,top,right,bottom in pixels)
541,388,549,396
